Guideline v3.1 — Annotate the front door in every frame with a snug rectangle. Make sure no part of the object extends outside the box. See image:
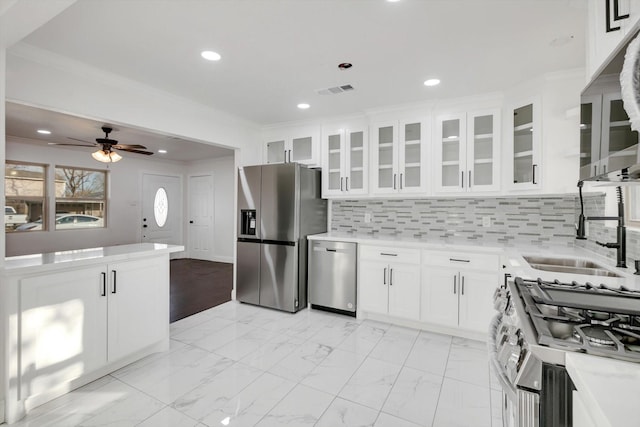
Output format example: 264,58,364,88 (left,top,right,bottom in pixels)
188,174,214,260
141,173,182,257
